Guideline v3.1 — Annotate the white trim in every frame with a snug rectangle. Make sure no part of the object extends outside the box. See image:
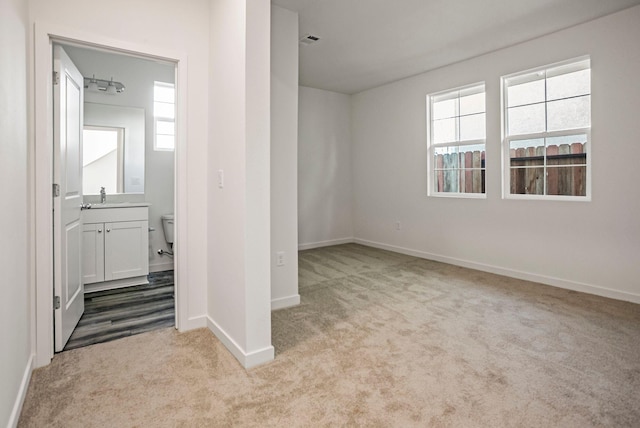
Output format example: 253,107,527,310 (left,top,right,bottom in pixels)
429,192,487,199
149,262,174,273
84,276,149,294
206,316,275,369
33,21,190,367
298,237,354,251
182,314,207,331
7,354,34,428
502,55,591,83
271,294,300,311
354,238,640,305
